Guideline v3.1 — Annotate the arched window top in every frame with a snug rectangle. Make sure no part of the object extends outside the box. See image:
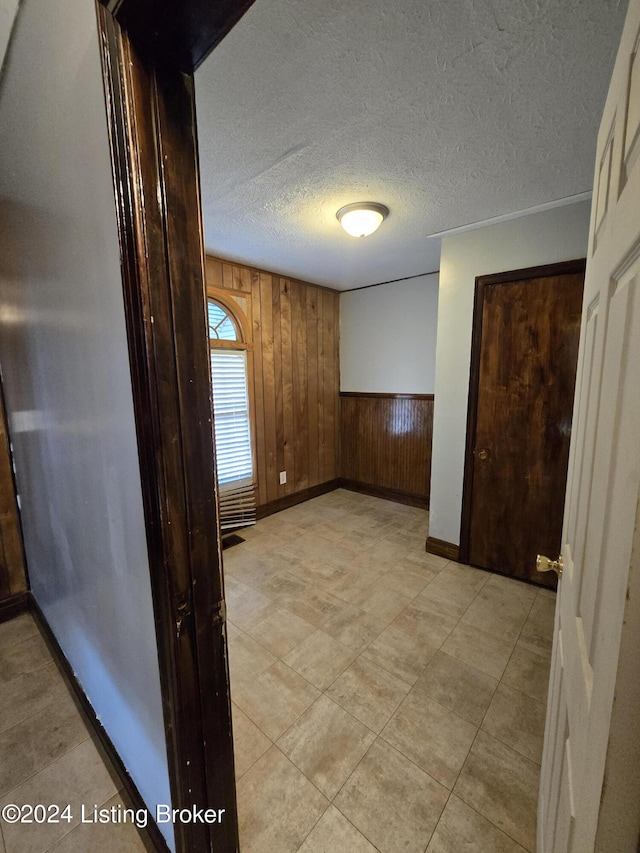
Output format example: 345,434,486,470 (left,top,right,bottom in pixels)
208,300,240,341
